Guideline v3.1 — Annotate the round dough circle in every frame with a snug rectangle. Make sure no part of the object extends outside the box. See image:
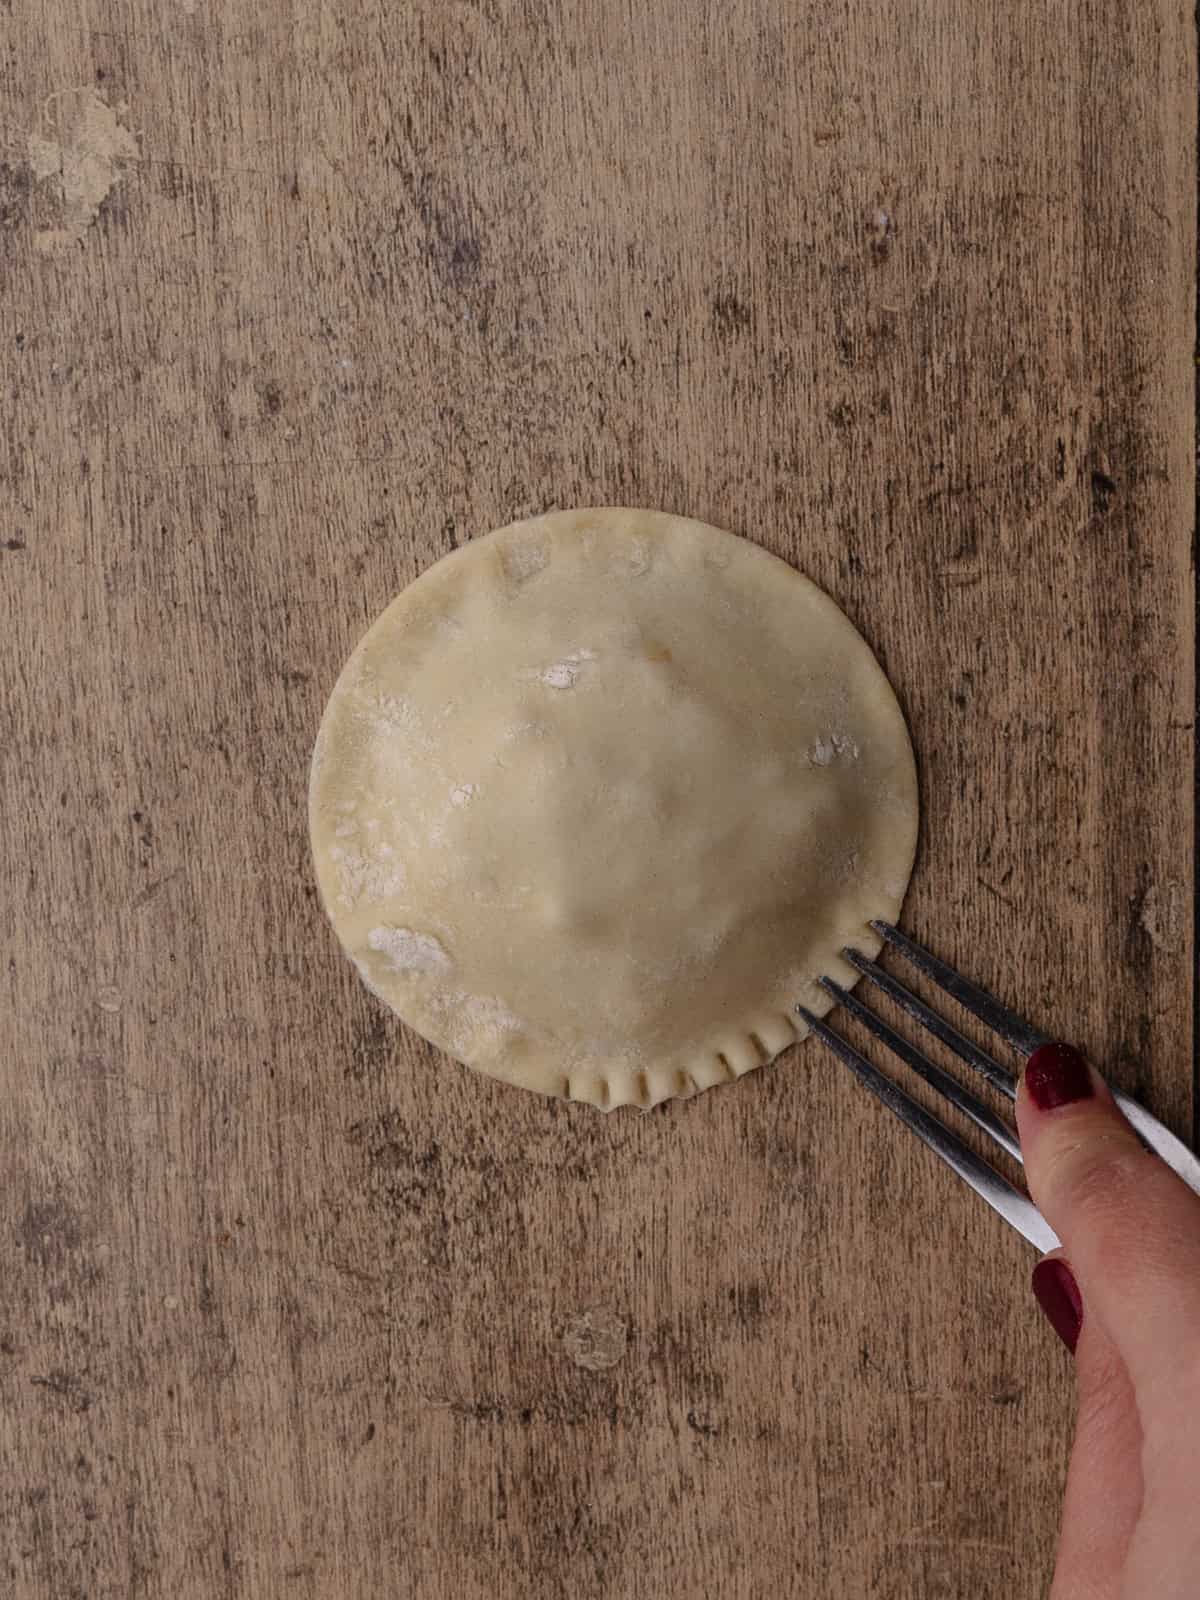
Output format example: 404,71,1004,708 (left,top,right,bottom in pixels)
310,508,918,1110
